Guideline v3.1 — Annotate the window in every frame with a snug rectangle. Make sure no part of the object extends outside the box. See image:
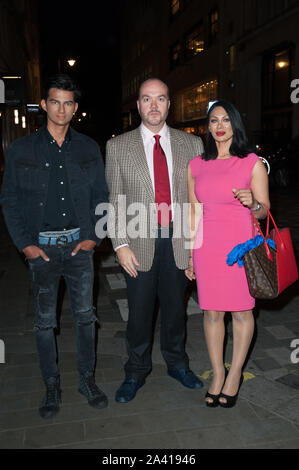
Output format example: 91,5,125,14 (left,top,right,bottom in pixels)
170,0,180,16
174,80,218,122
229,44,236,72
263,45,295,108
209,9,219,43
262,45,295,150
244,0,296,32
181,124,206,136
170,42,181,70
185,23,204,60
144,65,153,80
